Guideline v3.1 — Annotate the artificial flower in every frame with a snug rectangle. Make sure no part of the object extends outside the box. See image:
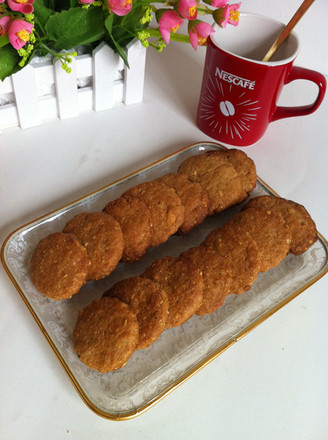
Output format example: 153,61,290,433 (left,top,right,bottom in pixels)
0,0,243,81
217,2,241,28
7,0,34,14
189,20,214,50
107,0,132,16
209,0,228,7
158,10,184,44
8,19,33,50
177,0,198,20
0,15,10,36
